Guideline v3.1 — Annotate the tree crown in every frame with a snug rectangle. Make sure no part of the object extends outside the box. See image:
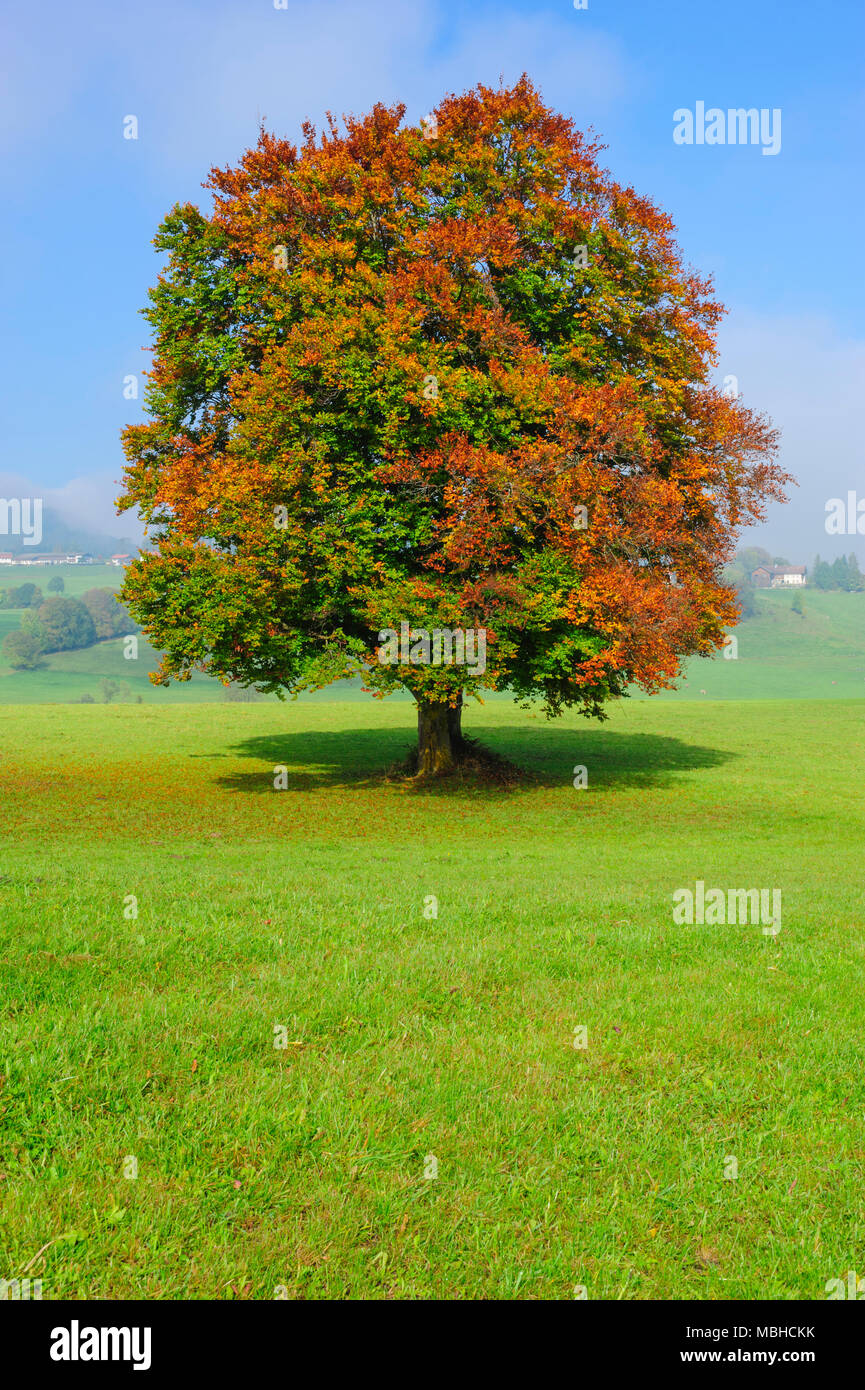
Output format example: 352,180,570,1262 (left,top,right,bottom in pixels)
118,77,786,716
